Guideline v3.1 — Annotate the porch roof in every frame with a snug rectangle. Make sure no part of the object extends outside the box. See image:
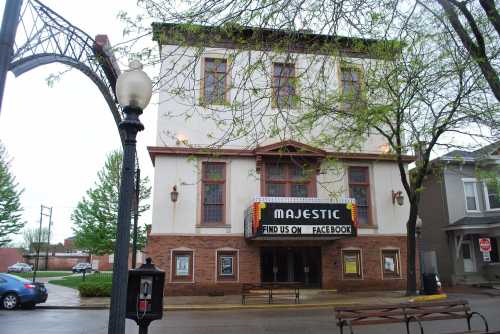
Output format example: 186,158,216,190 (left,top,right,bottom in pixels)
443,216,500,231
